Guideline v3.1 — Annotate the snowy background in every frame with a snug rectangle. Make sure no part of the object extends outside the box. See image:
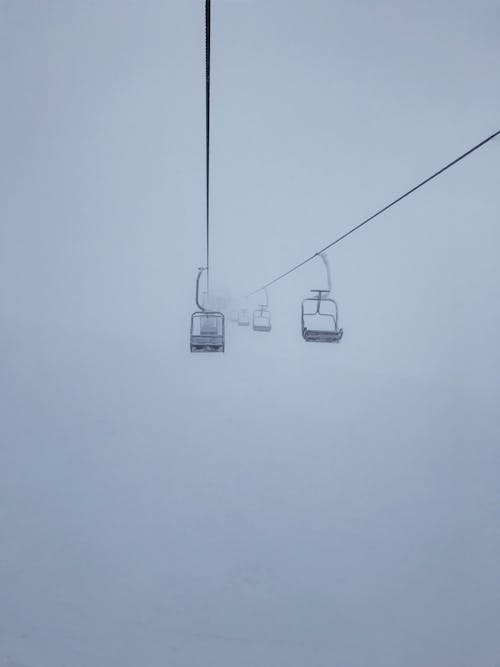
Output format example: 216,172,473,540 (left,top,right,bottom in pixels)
1,1,499,665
